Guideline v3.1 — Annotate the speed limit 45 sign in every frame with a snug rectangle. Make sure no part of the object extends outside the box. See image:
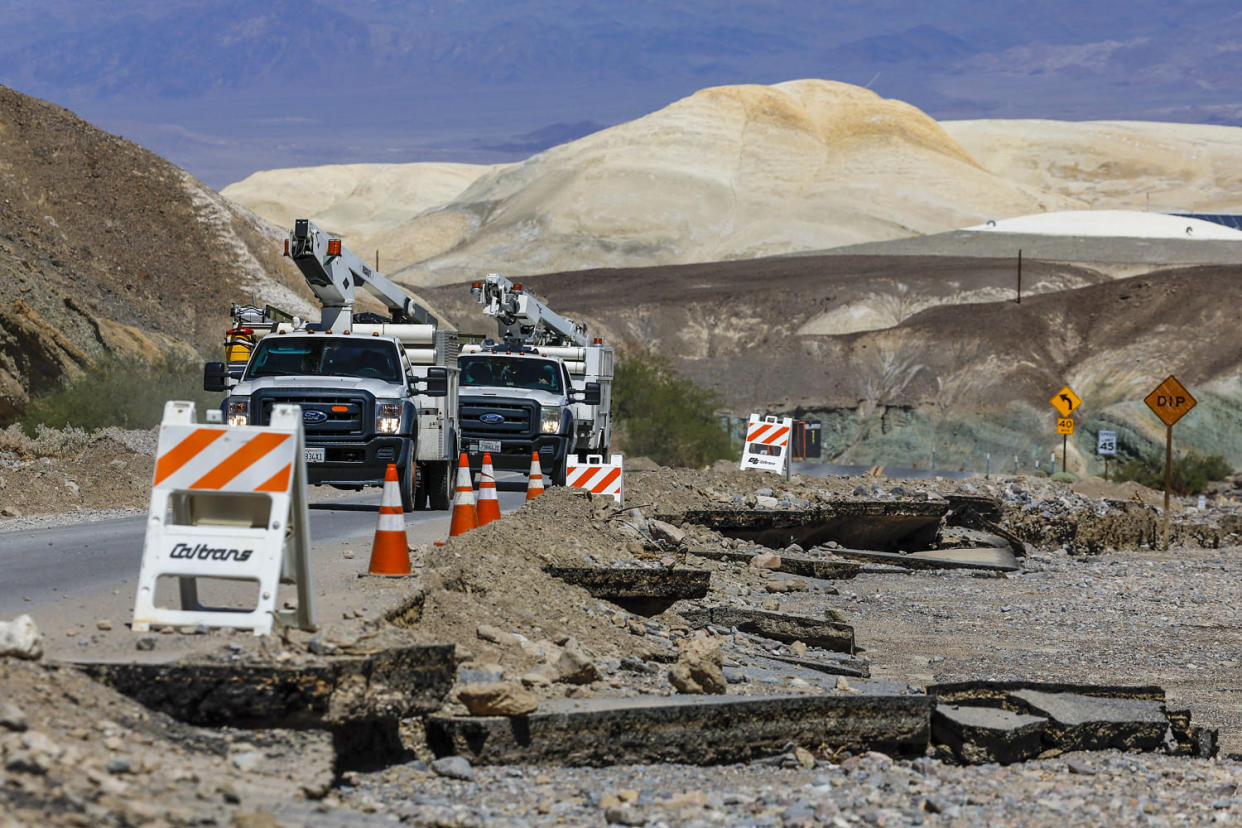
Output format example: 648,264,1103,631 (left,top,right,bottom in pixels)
1097,430,1117,456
